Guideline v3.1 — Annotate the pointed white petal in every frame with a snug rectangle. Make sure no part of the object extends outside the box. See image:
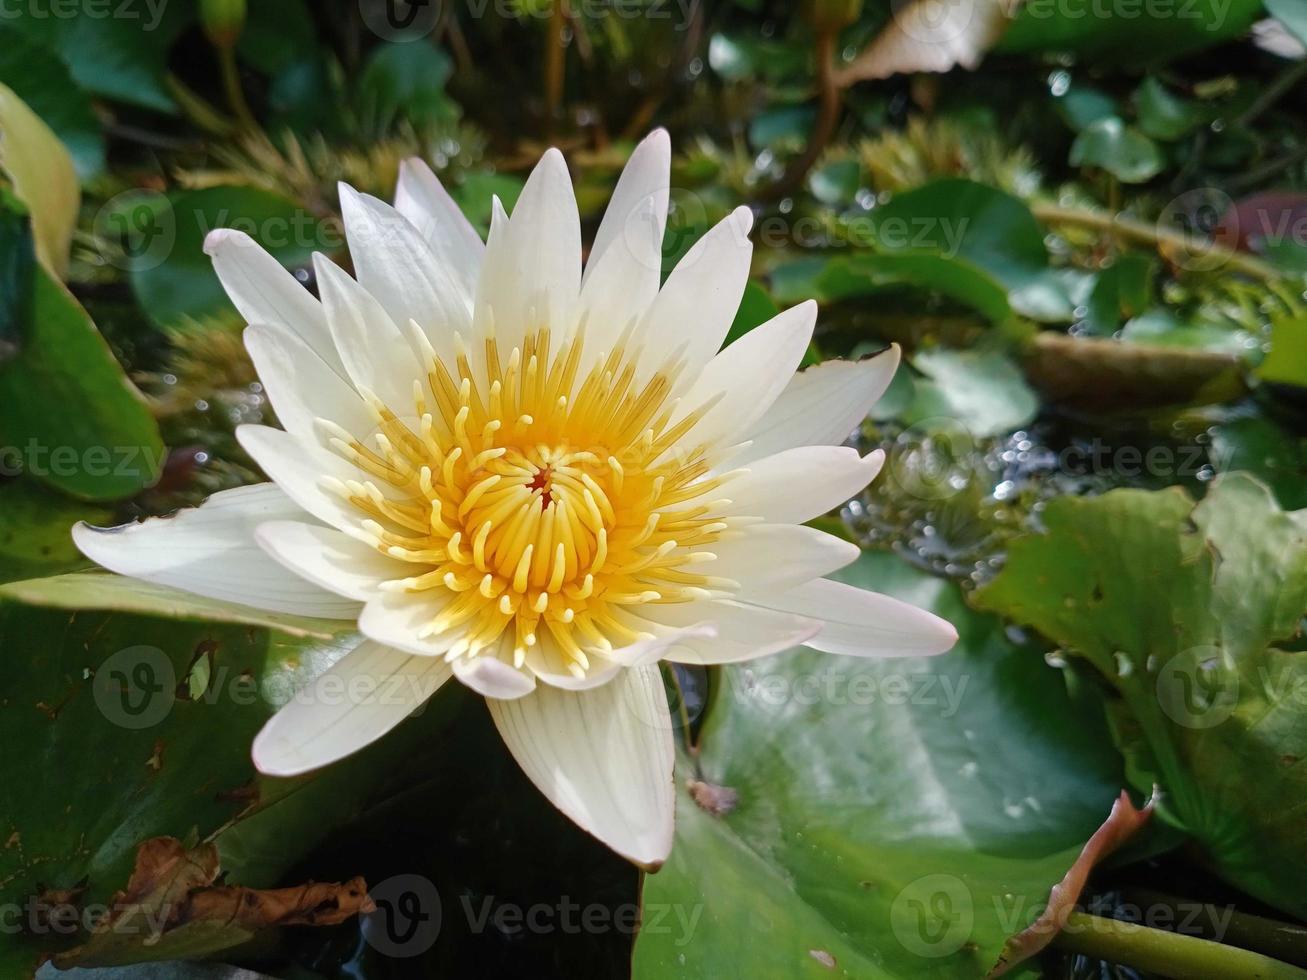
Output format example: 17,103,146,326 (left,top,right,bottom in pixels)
204,229,343,374
641,599,820,665
236,424,371,531
314,254,424,411
253,639,452,777
339,183,469,358
474,148,581,354
243,324,377,443
731,346,901,466
637,205,752,376
487,664,674,869
578,130,669,352
72,484,361,618
255,520,402,601
748,577,958,657
704,523,860,592
452,656,537,699
719,447,885,524
394,157,484,300
358,591,458,657
603,622,719,669
668,300,816,455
